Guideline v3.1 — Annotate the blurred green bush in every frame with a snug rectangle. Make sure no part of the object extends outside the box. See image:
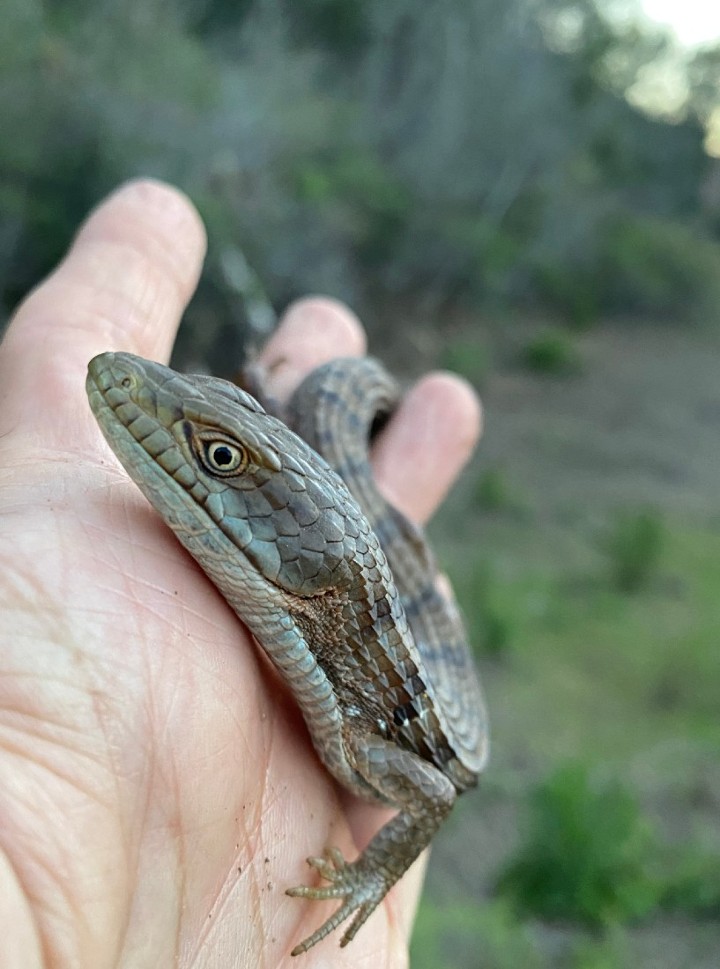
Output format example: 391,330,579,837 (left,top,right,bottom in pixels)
497,763,661,925
461,561,522,657
475,468,518,512
533,261,600,329
411,900,545,969
570,929,629,969
597,215,720,322
2,0,719,348
440,337,492,388
661,847,720,917
522,327,582,374
599,510,664,594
